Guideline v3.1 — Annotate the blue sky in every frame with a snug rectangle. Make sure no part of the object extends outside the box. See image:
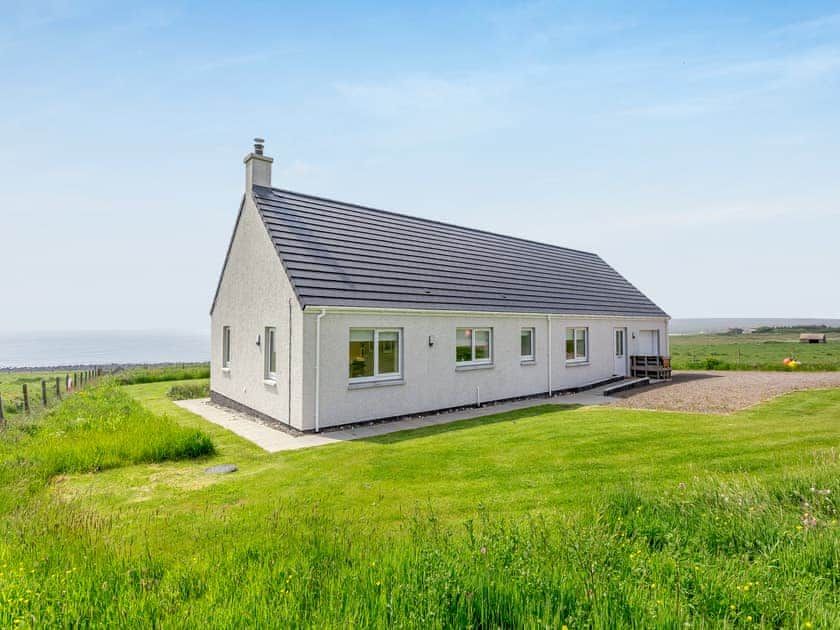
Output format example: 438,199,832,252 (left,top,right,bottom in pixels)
1,1,838,332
